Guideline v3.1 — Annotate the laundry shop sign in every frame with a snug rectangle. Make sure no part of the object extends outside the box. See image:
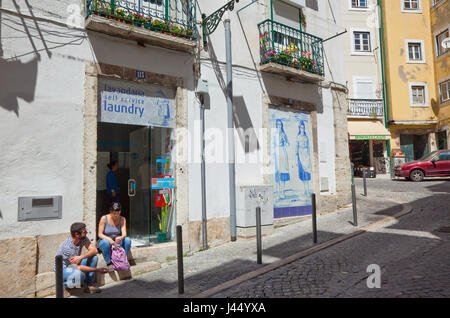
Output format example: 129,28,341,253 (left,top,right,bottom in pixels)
99,79,176,128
